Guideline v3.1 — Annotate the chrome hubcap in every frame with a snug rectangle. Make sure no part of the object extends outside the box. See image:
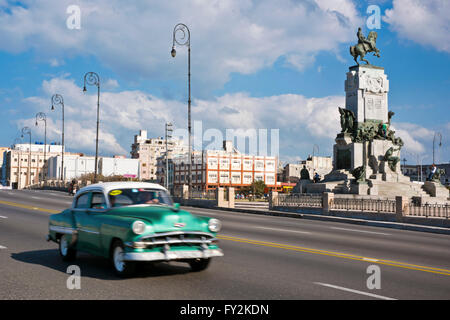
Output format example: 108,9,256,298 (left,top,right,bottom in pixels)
114,246,125,272
60,236,68,256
